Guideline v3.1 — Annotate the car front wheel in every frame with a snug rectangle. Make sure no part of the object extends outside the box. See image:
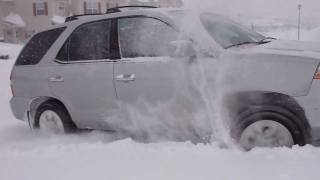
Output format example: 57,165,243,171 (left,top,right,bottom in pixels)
233,107,310,150
239,120,294,150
